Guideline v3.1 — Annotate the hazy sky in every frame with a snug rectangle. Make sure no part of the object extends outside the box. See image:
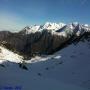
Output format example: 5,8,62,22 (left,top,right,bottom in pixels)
0,0,90,31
